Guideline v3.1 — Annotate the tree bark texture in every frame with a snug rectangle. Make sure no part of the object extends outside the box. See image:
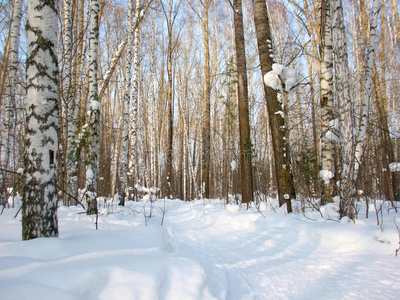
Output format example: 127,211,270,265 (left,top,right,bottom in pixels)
252,0,294,212
318,0,335,204
201,0,211,199
86,0,100,215
233,0,254,206
23,0,59,240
